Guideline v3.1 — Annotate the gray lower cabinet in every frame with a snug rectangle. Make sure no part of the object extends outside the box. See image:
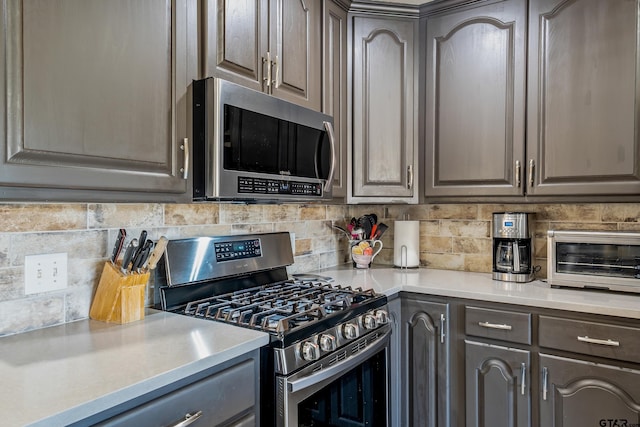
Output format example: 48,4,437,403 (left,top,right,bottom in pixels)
401,297,450,427
388,297,402,427
206,0,322,111
0,0,194,202
349,11,419,204
84,353,260,427
465,341,531,427
539,354,640,427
